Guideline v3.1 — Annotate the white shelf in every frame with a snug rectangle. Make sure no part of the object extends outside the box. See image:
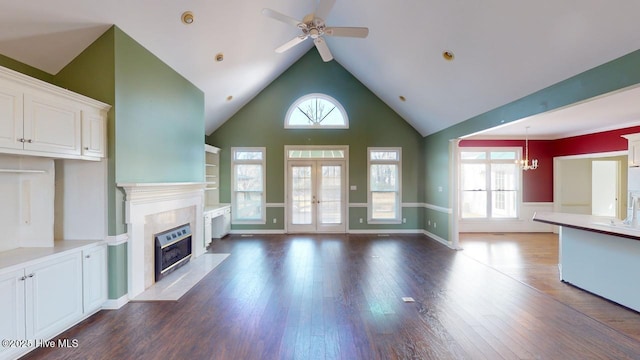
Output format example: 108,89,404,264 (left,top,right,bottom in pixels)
0,169,46,174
